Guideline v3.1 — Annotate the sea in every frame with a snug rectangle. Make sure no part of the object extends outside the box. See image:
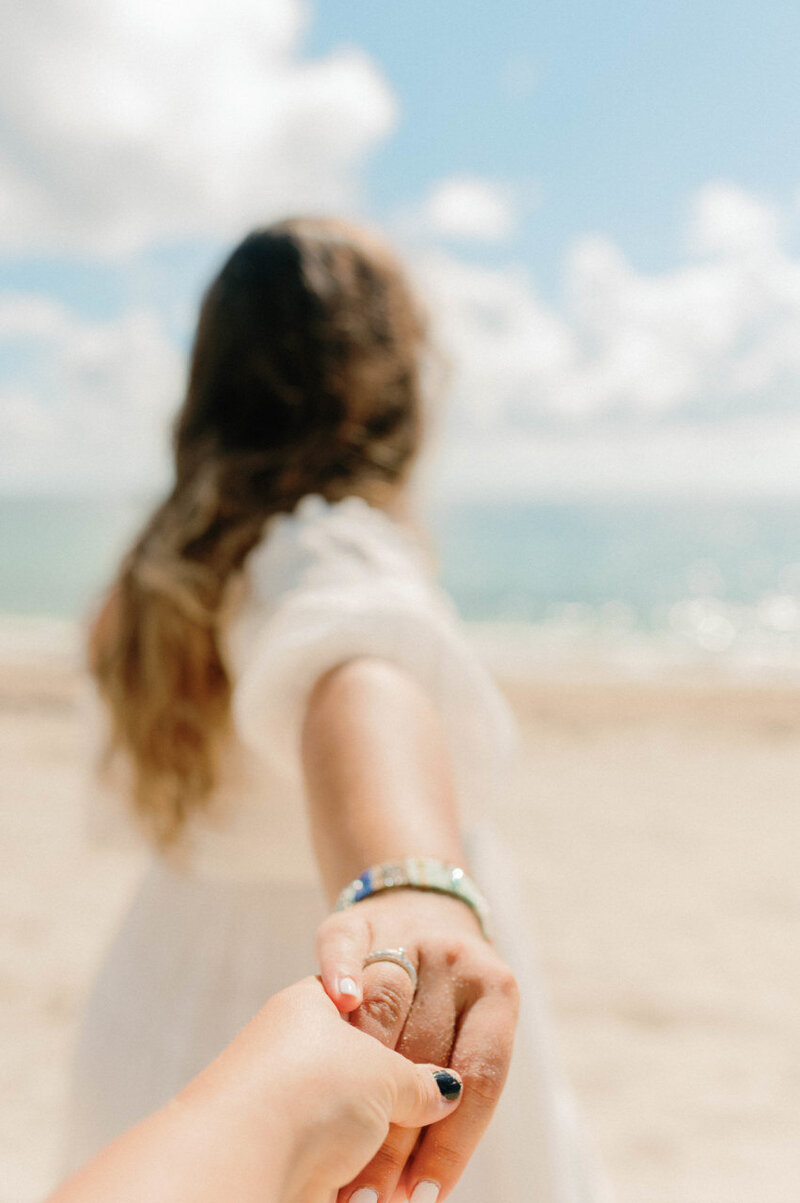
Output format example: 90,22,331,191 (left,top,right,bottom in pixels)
4,492,800,679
